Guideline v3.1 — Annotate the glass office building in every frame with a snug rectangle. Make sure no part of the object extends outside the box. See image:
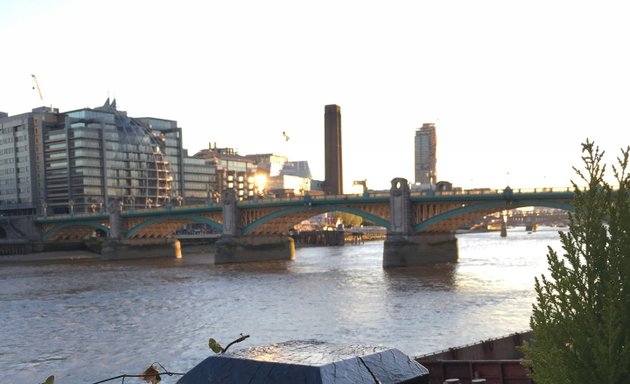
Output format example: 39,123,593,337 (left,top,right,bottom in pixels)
39,99,182,213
